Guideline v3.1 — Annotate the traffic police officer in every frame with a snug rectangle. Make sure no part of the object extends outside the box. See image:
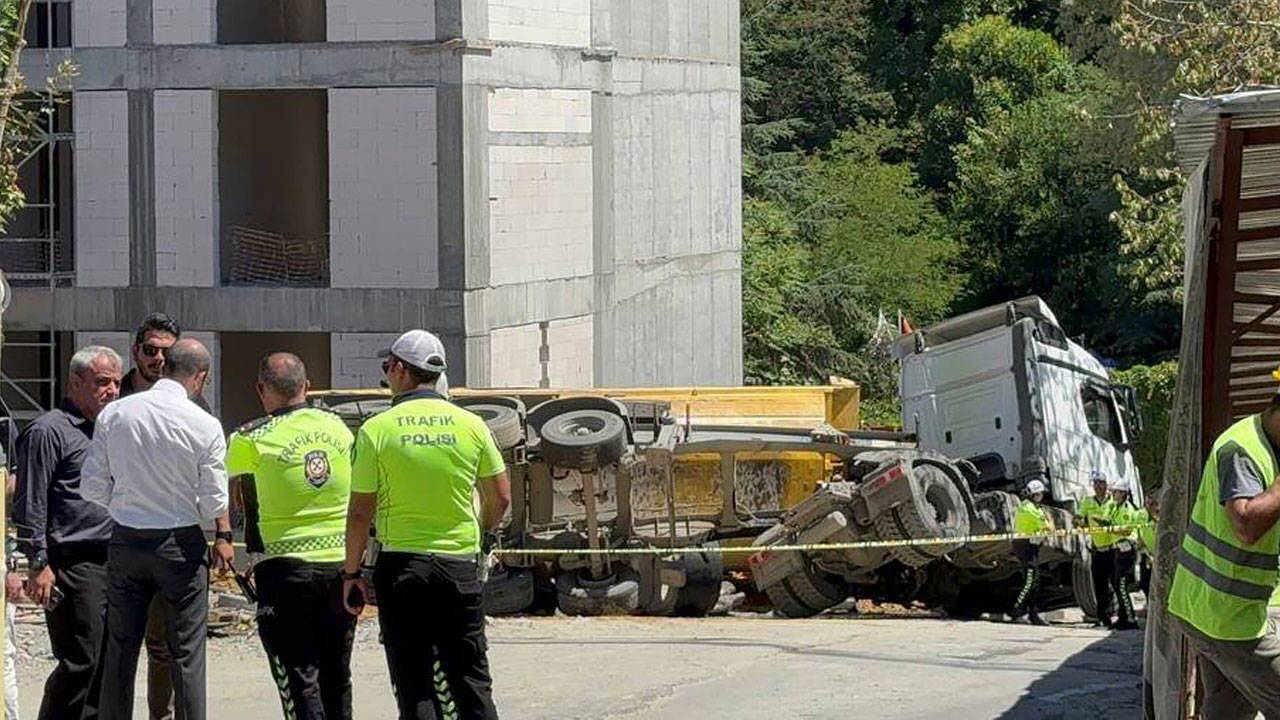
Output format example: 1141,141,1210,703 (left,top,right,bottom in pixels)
1079,470,1120,627
1010,479,1051,625
225,353,356,719
1107,479,1139,631
342,330,511,720
1134,491,1158,596
1167,379,1280,718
